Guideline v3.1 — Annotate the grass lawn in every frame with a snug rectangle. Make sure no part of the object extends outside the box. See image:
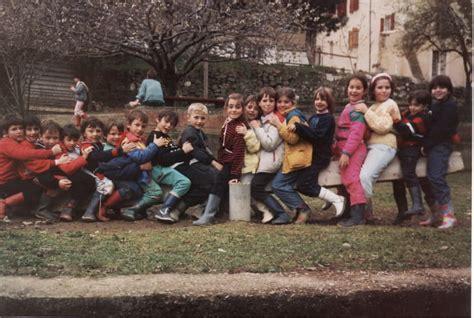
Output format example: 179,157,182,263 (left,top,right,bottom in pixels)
0,172,470,278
